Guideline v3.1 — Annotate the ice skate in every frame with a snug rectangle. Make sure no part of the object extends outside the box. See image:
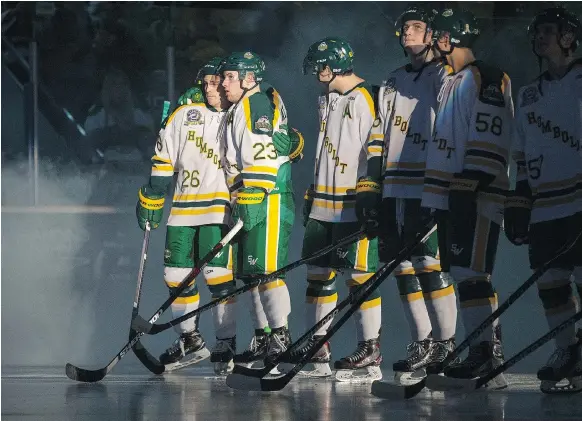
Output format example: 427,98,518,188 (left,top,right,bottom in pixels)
211,337,236,376
538,337,582,394
393,335,433,385
443,327,507,390
265,326,294,374
424,336,461,375
160,330,211,372
334,337,383,383
279,335,332,378
233,329,270,369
